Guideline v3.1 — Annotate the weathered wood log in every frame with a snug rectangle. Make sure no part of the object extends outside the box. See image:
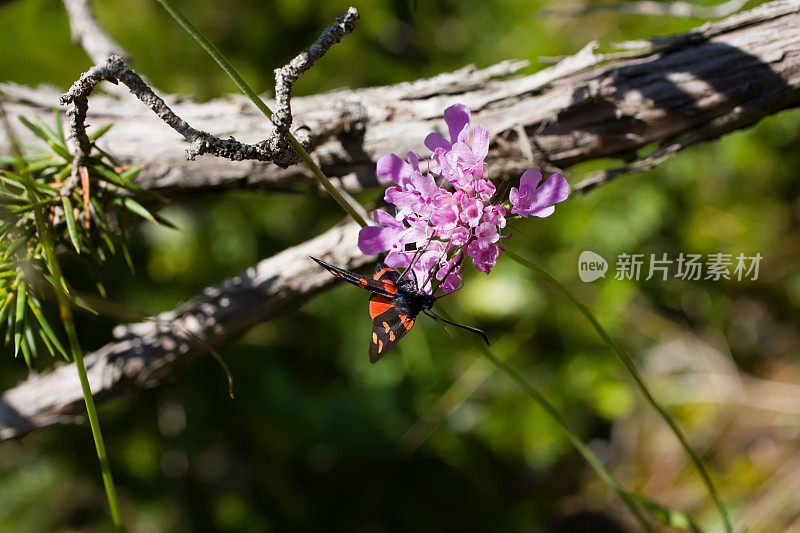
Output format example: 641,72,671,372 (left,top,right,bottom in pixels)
3,0,800,197
1,0,800,440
